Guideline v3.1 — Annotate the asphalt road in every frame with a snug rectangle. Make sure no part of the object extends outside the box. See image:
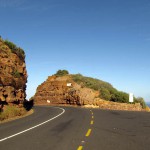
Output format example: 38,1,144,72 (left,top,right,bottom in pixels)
0,106,150,150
